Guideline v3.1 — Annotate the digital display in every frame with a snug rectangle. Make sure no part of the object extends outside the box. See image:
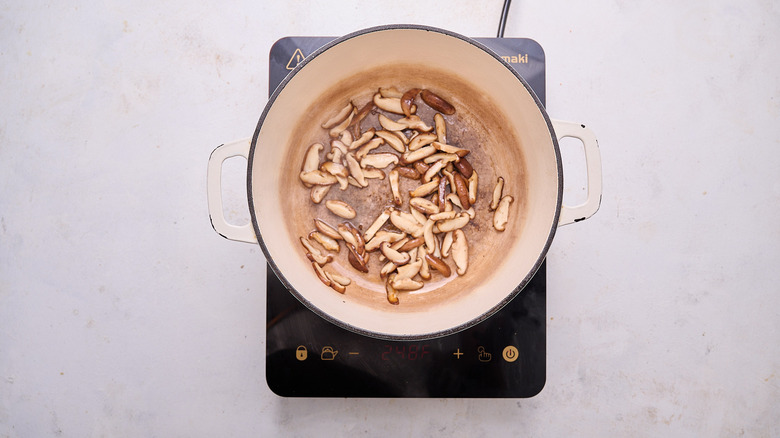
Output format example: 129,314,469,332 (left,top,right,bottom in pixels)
381,344,431,361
